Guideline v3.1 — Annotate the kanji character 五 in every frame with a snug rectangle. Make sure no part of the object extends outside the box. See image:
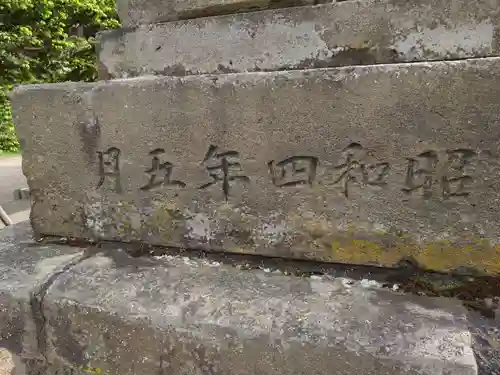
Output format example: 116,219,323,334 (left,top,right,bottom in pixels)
140,148,186,191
